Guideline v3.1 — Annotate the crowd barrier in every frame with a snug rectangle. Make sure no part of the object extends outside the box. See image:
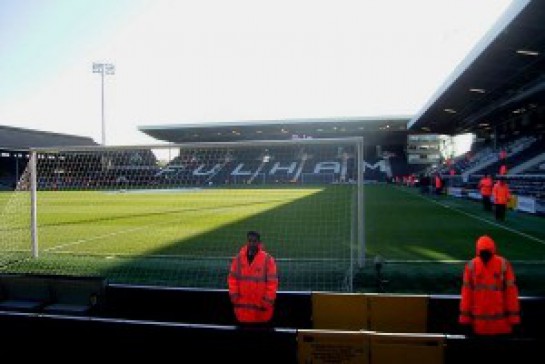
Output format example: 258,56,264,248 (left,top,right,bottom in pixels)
0,311,297,362
103,284,312,328
1,274,544,363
